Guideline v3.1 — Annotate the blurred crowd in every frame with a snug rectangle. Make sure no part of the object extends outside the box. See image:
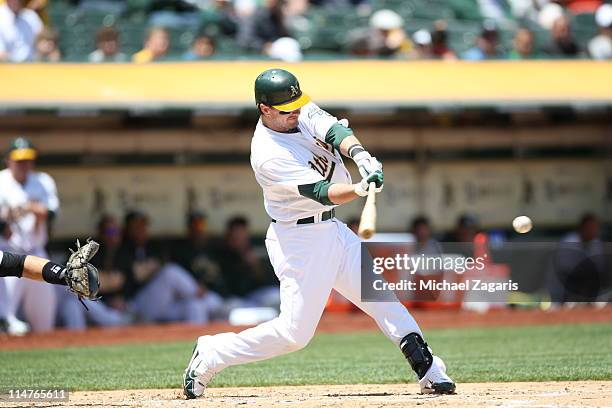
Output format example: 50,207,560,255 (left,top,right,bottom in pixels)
0,0,611,62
